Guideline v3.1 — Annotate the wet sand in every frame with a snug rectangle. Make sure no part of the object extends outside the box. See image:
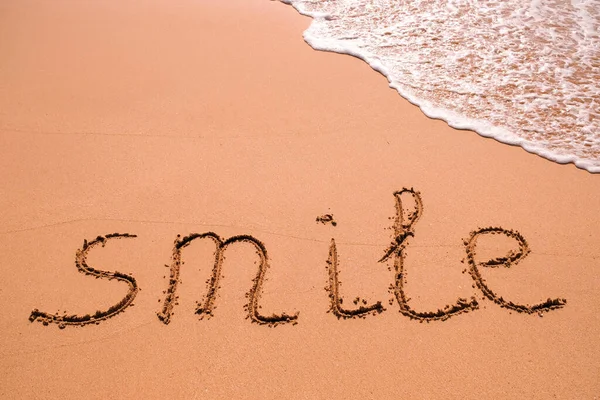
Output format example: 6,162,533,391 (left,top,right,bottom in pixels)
1,0,599,398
